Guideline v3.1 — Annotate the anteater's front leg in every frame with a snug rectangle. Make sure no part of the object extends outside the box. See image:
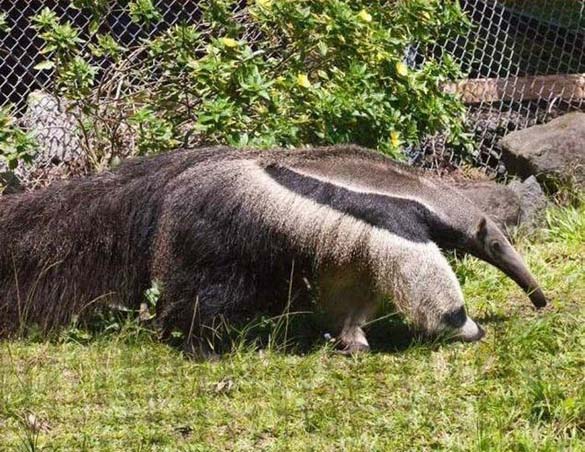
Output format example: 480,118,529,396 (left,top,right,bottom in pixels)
318,264,380,354
336,303,379,354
